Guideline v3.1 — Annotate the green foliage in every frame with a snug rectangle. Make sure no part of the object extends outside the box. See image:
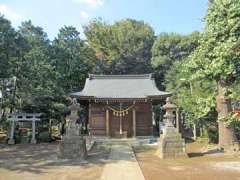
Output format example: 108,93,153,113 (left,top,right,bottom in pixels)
152,32,215,127
186,0,240,83
52,26,96,93
218,112,240,127
229,82,240,99
177,82,216,127
151,32,199,69
235,121,240,140
0,16,96,128
0,15,18,78
184,0,240,130
208,126,219,144
84,18,155,74
151,32,200,88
